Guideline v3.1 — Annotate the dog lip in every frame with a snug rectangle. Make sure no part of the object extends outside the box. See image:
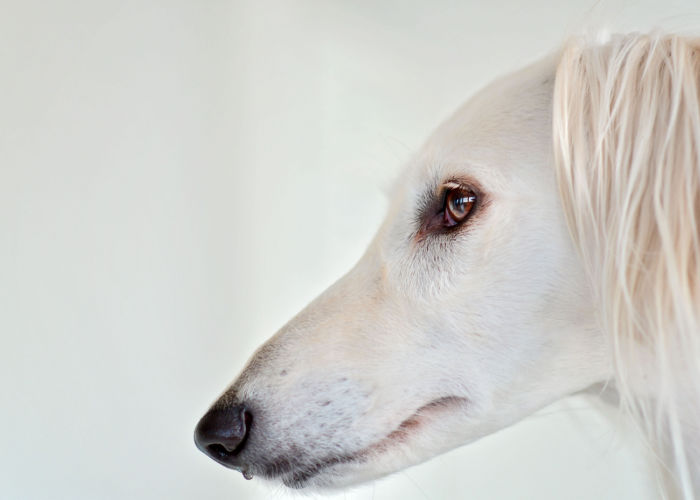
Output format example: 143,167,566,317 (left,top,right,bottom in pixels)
360,396,468,456
276,395,469,488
